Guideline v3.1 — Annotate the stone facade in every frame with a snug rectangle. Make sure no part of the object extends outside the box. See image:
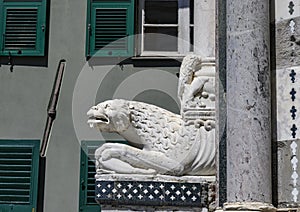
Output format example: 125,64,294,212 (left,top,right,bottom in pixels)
276,0,300,208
